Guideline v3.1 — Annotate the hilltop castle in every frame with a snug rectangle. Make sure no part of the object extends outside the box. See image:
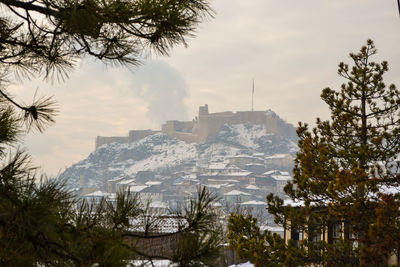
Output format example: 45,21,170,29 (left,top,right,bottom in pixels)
95,105,292,149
